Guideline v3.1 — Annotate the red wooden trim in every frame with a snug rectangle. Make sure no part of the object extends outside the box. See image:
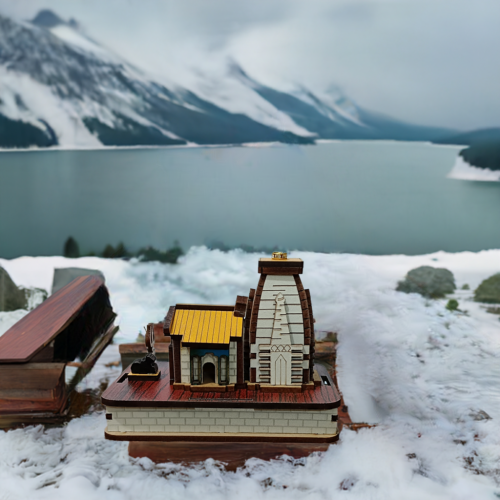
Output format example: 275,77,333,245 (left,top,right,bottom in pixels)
244,289,255,325
102,362,340,410
0,276,105,363
234,296,248,318
128,441,332,469
106,432,339,444
258,267,303,275
305,289,315,376
163,306,176,336
243,288,255,382
236,338,244,384
293,276,304,292
258,259,303,274
249,277,265,345
173,338,181,383
305,289,314,320
127,441,333,469
175,304,234,311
